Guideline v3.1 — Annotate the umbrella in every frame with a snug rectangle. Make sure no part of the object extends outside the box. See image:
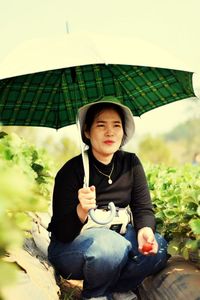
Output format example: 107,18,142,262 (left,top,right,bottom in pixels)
0,32,199,129
0,32,199,223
